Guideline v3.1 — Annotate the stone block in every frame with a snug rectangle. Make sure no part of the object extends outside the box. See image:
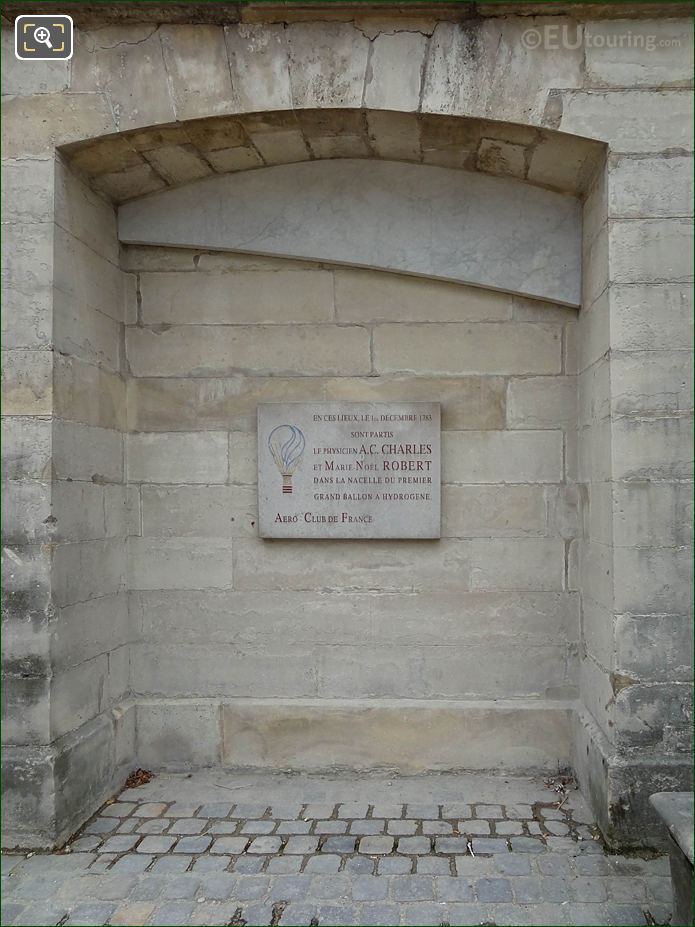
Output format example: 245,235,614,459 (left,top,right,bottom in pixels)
224,24,292,112
159,25,238,120
1,29,69,95
1,94,116,159
71,26,175,132
52,708,134,848
615,614,693,684
131,643,316,698
104,484,129,538
334,268,510,323
1,479,51,546
442,431,563,483
577,420,612,485
55,160,119,263
2,418,47,480
246,128,309,165
54,355,126,431
420,642,571,698
287,23,369,109
126,432,228,484
53,422,123,484
308,134,370,159
608,155,693,219
233,538,471,593
1,672,50,746
1,220,53,351
507,377,576,428
613,545,692,616
50,655,109,740
140,485,257,538
229,432,257,484
610,284,693,353
52,594,133,671
611,351,693,416
52,480,107,542
126,324,371,377
134,587,577,650
441,485,547,538
585,19,693,88
613,682,692,754
421,19,582,124
560,90,694,153
92,165,166,202
52,539,126,607
545,484,579,540
1,745,56,849
1,350,52,416
220,699,572,772
364,31,428,111
477,139,526,179
140,269,334,324
579,541,614,617
1,159,54,227
611,415,693,481
205,146,264,172
325,376,507,431
373,323,561,376
612,480,693,549
1,540,52,630
467,538,565,592
54,227,127,324
127,538,234,590
366,110,421,162
136,699,220,767
526,136,600,194
127,376,327,432
583,224,609,312
143,146,212,185
66,136,144,177
610,219,694,285
53,290,121,373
